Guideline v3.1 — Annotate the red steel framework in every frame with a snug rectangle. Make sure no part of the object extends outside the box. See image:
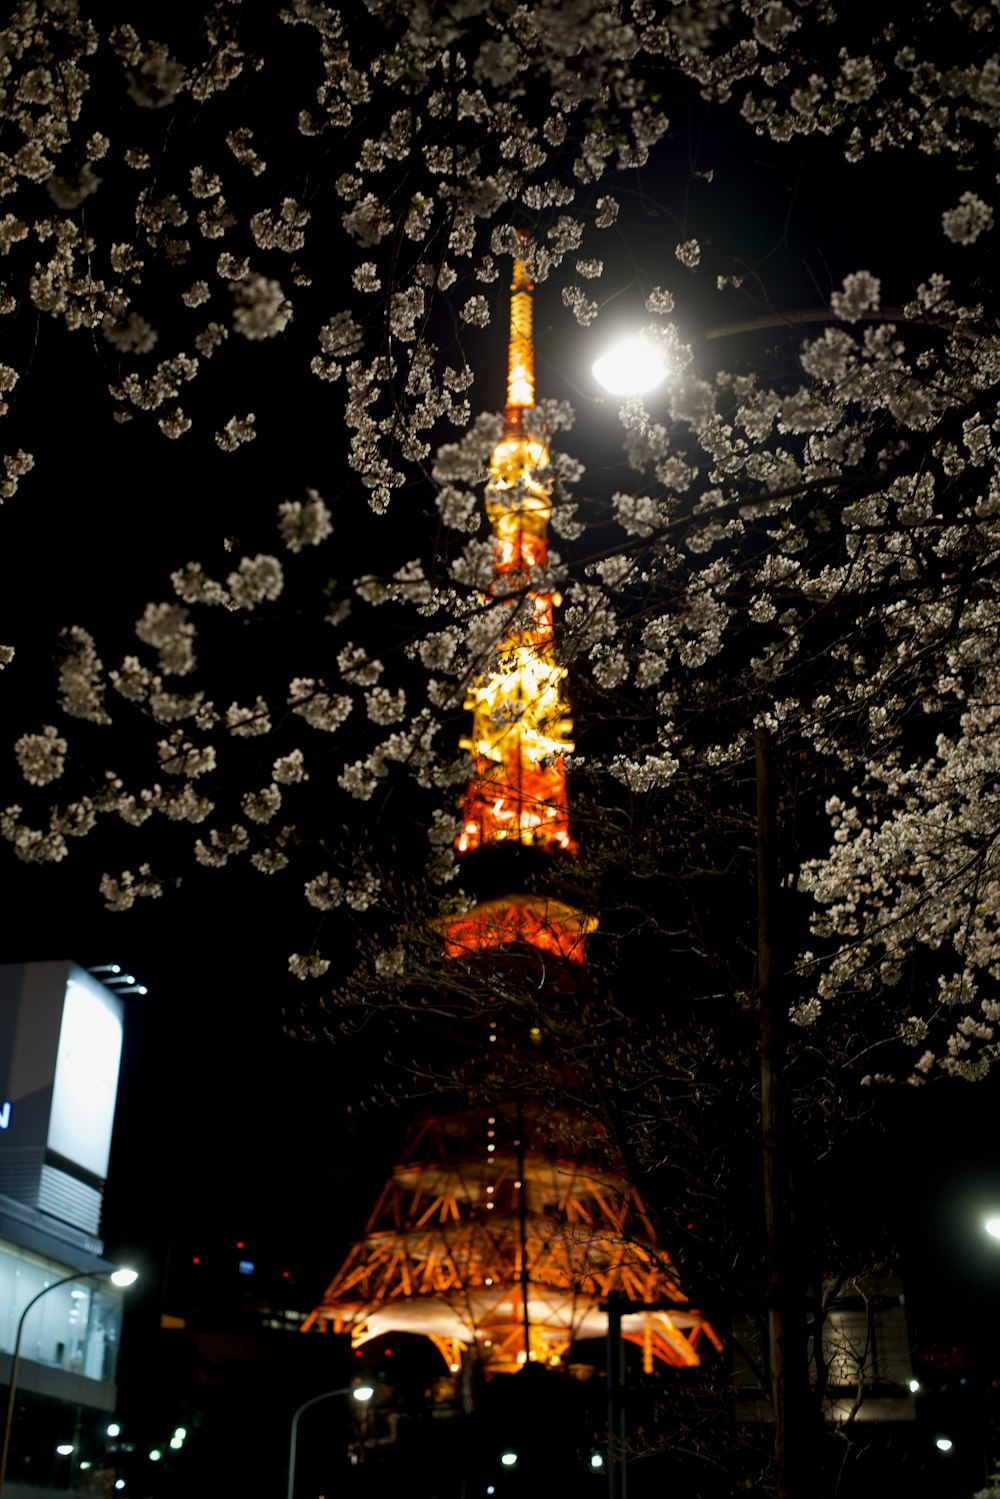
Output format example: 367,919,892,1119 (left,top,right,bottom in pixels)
303,245,718,1377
